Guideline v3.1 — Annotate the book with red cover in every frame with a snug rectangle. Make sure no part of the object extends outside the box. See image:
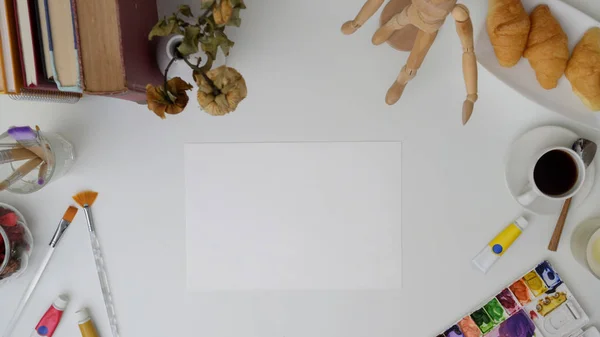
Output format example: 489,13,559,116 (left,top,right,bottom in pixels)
12,0,56,90
74,0,162,103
